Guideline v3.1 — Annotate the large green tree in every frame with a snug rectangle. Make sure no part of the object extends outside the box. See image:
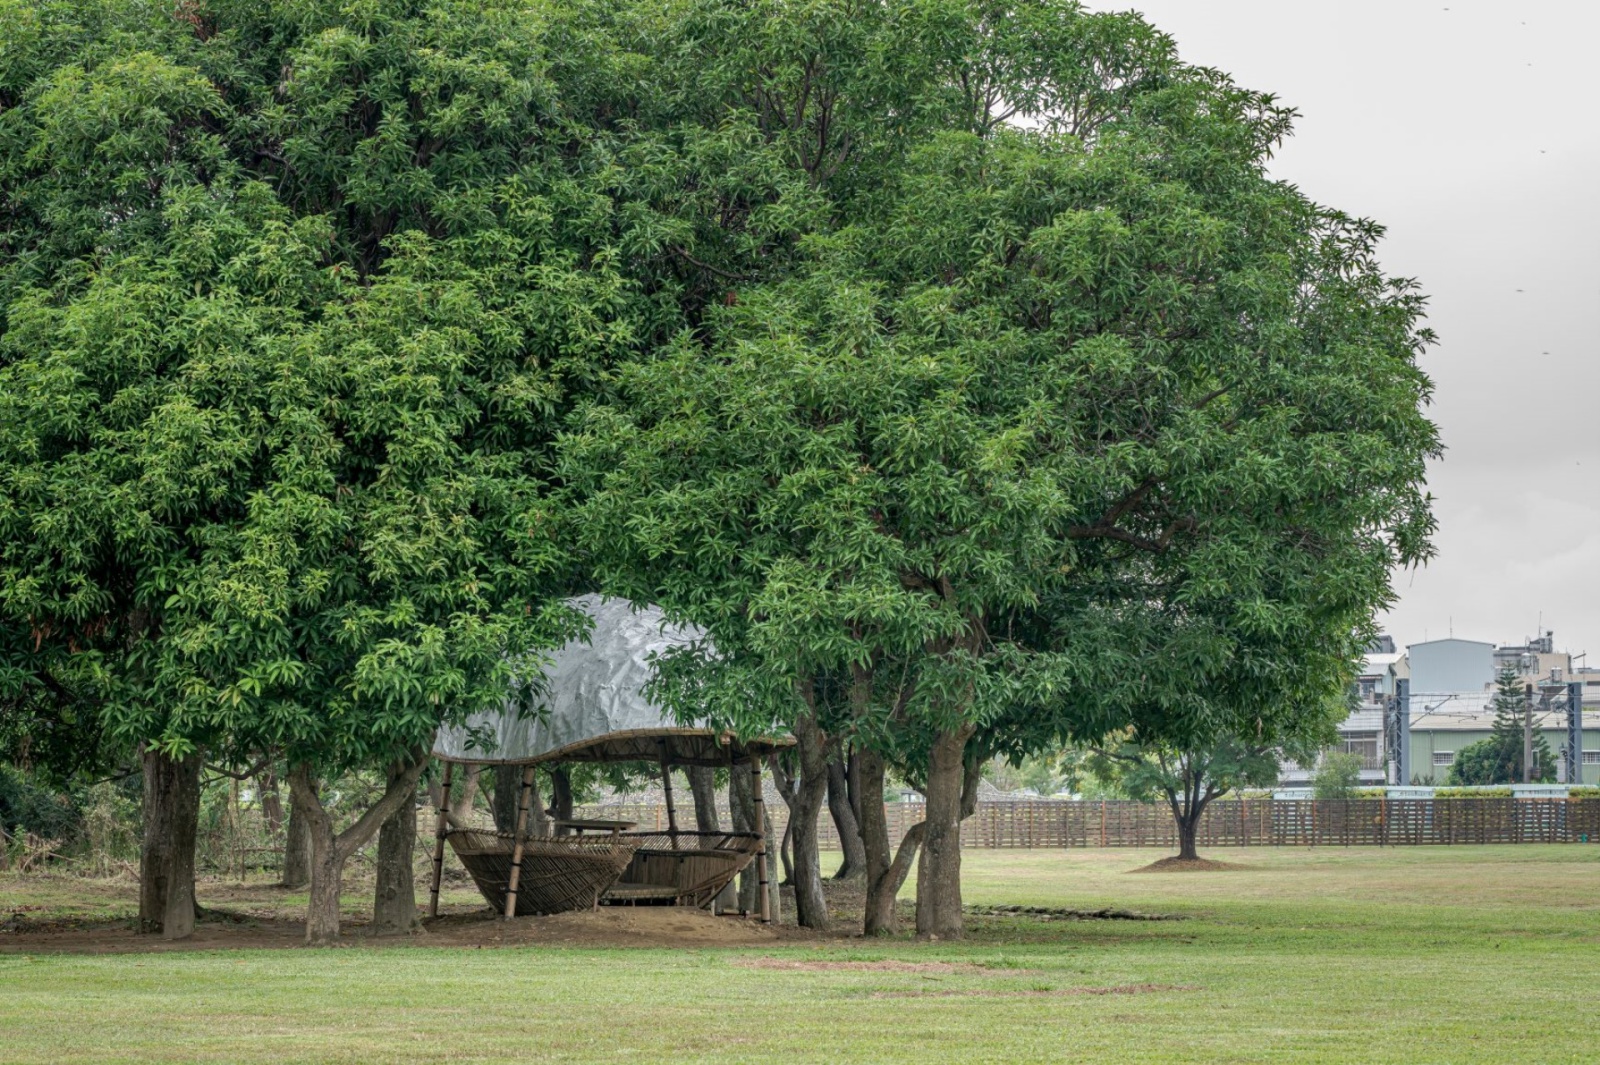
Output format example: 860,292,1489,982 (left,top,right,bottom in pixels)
0,0,632,941
560,0,1437,938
